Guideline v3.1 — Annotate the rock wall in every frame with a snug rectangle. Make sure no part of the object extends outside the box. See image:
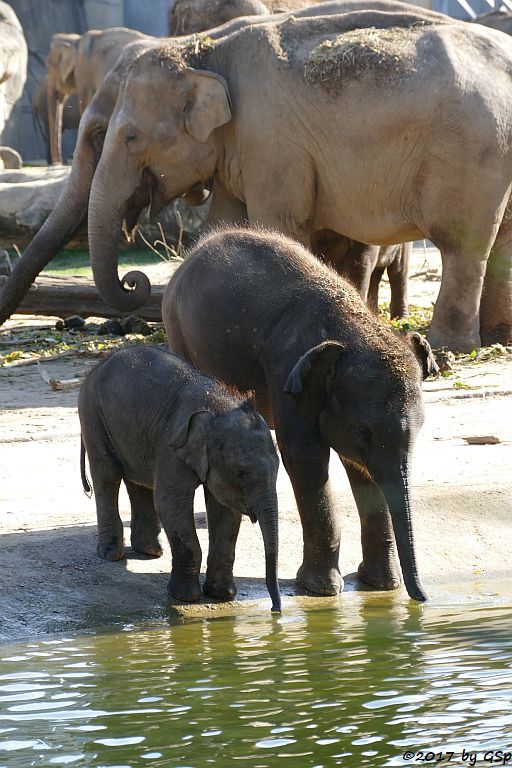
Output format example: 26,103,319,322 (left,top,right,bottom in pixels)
0,2,28,150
